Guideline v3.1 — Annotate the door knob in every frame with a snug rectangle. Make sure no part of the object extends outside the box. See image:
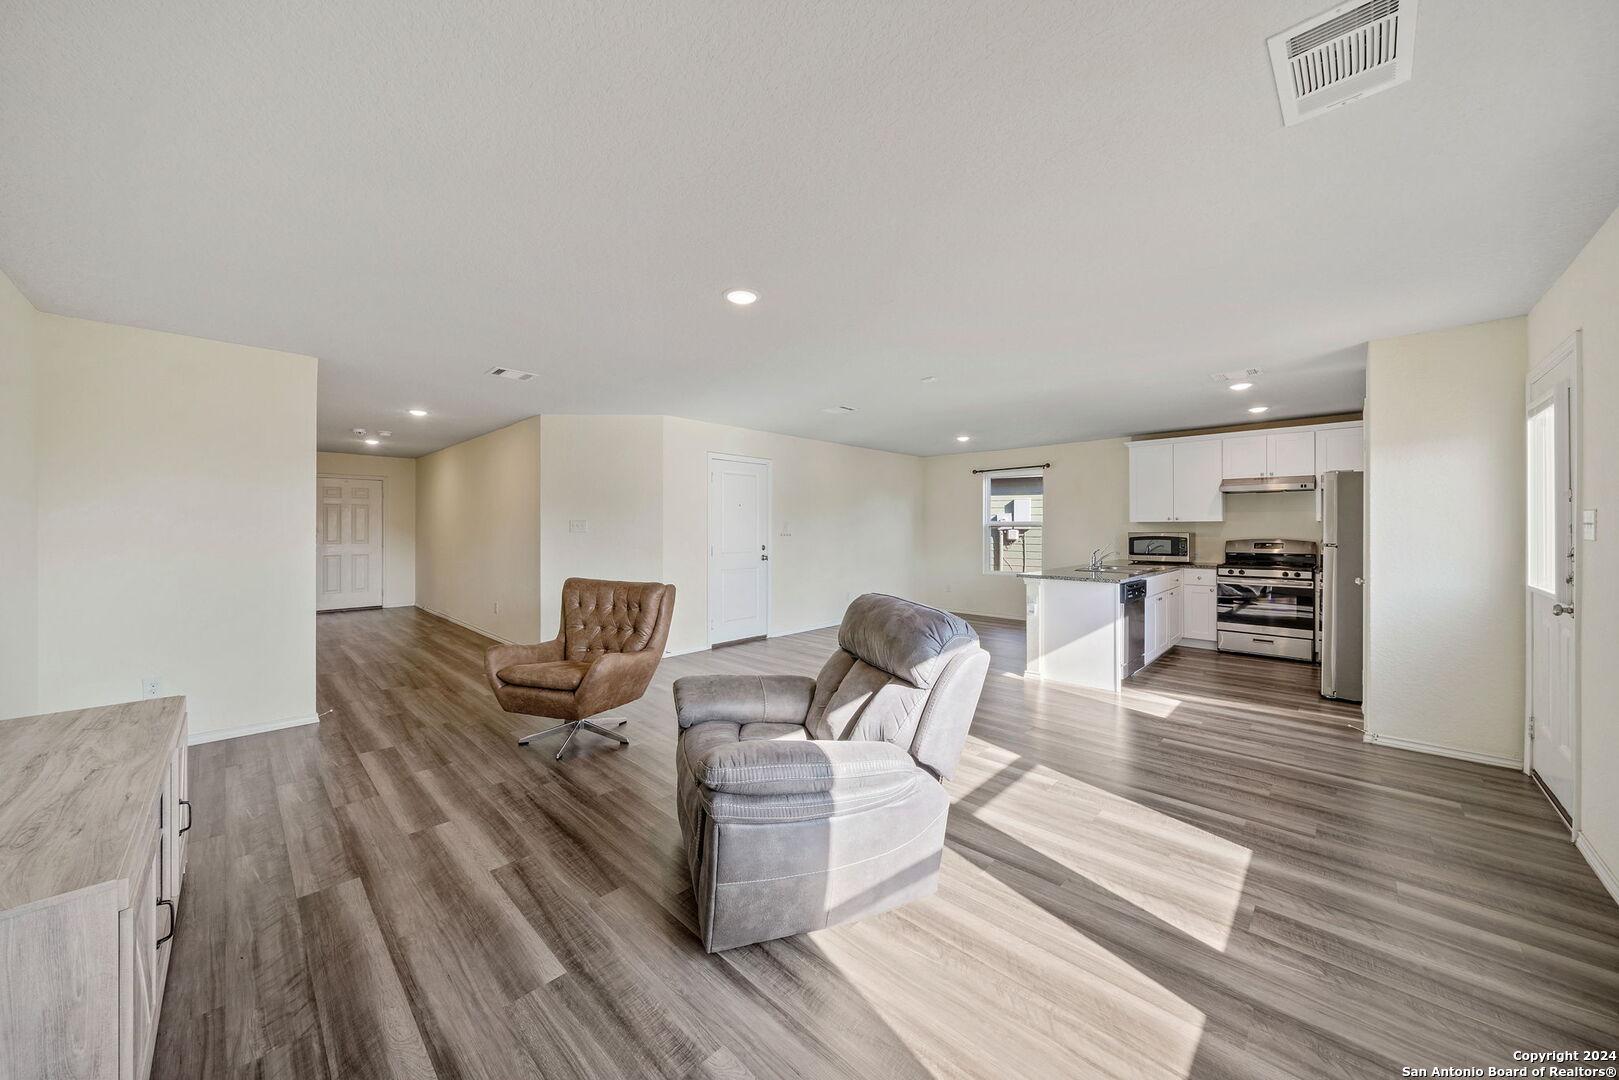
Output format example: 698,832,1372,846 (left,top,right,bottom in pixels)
1552,603,1574,616
1353,577,1364,586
